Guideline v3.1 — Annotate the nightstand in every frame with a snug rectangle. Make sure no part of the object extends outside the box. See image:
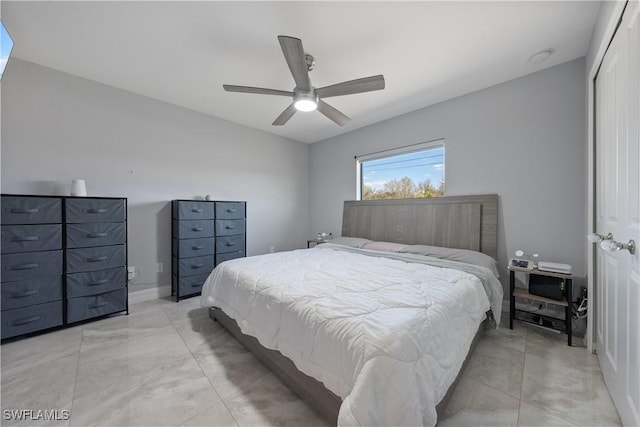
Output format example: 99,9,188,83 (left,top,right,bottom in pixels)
307,239,327,248
508,265,574,346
